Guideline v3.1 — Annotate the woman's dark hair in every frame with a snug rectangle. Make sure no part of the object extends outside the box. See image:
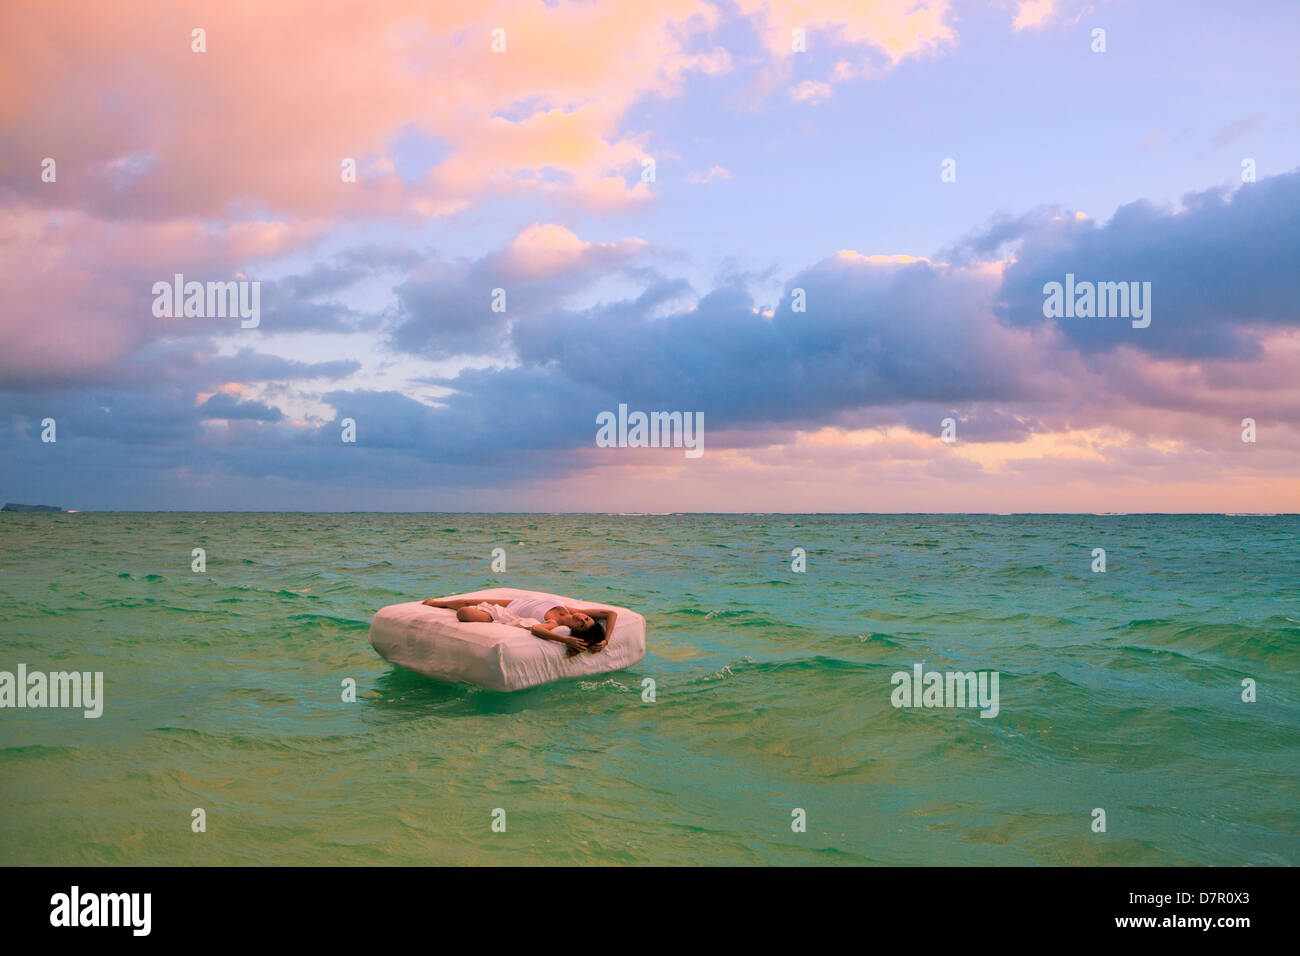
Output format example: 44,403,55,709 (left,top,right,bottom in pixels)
575,619,606,645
